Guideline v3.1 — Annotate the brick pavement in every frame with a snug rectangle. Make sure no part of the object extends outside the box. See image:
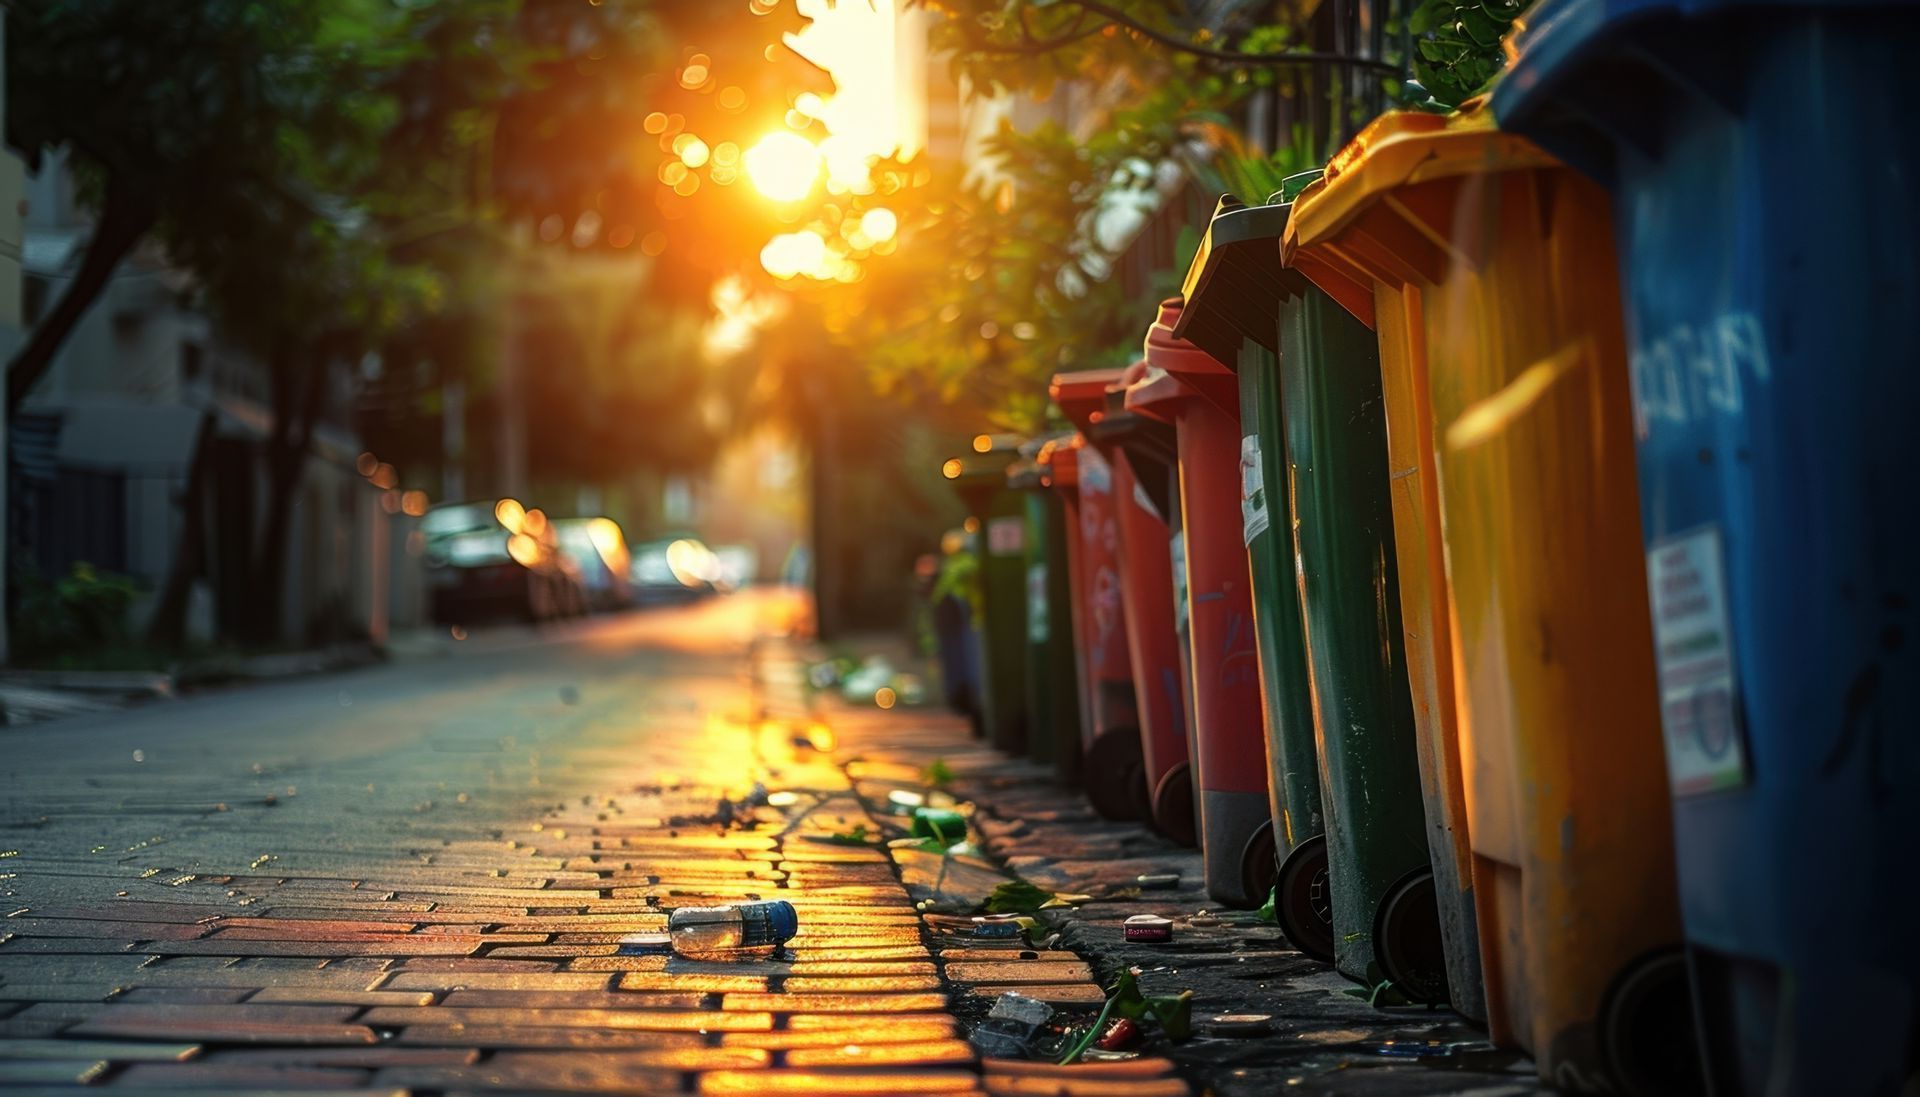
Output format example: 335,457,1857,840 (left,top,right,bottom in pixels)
0,597,1183,1095
0,596,1547,1094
